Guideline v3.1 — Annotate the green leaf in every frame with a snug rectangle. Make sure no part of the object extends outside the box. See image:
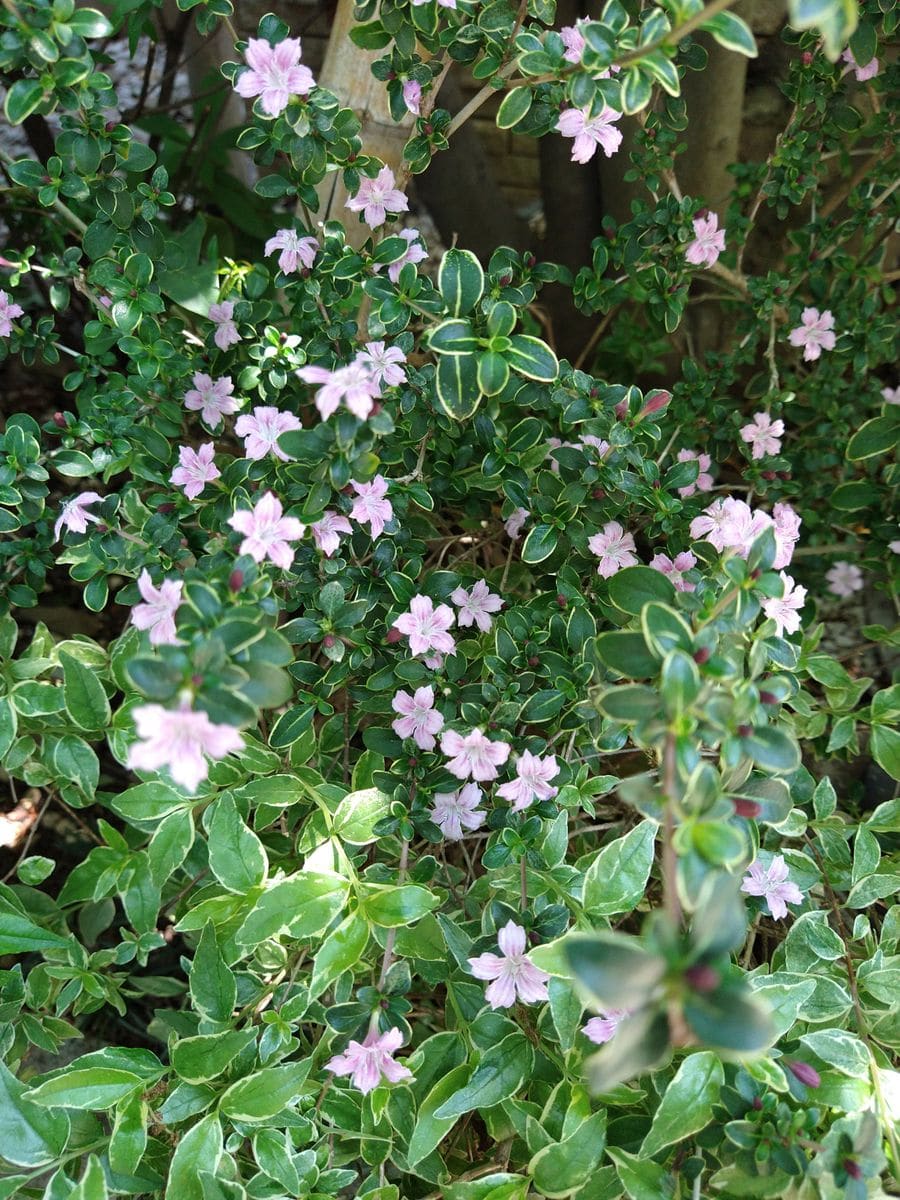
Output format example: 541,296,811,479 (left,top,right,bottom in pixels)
619,67,653,114
496,87,533,129
702,10,758,55
206,794,268,892
434,1033,534,1118
521,523,558,564
659,649,700,714
25,1069,143,1111
505,335,559,382
595,631,659,678
788,0,858,58
189,924,237,1025
596,684,660,724
407,1063,473,1165
800,1029,869,1079
607,1148,675,1200
608,567,676,616
429,319,480,355
233,872,349,946
60,650,110,731
4,80,45,125
67,7,113,36
0,1062,70,1167
846,413,900,460
333,788,391,845
70,1155,108,1200
583,820,657,916
682,990,774,1053
519,689,566,723
309,913,370,997
217,1062,312,1122
566,934,666,1010
585,1009,671,1092
438,248,484,317
148,809,194,886
435,353,482,420
639,1052,723,1158
743,725,801,774
871,725,900,780
109,1093,148,1177
477,351,510,397
363,884,438,927
0,902,71,955
166,1114,223,1200
528,1111,607,1198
